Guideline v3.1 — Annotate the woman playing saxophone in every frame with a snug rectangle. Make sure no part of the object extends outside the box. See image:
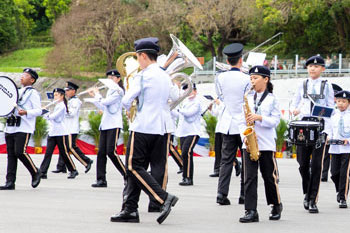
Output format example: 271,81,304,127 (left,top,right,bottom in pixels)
238,65,282,223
